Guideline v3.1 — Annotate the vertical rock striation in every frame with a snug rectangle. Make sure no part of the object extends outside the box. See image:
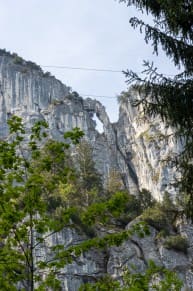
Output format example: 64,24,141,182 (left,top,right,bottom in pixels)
116,90,183,200
0,50,139,193
1,50,192,290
